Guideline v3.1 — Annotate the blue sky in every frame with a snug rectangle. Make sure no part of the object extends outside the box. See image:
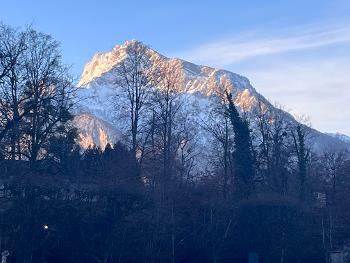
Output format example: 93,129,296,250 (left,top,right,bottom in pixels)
1,0,349,135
